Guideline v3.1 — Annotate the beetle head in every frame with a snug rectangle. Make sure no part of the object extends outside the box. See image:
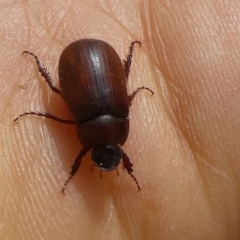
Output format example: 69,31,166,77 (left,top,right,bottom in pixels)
91,145,122,171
